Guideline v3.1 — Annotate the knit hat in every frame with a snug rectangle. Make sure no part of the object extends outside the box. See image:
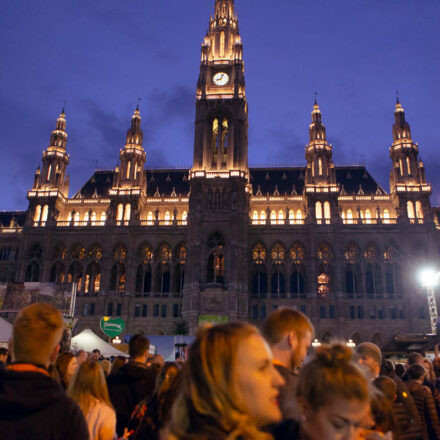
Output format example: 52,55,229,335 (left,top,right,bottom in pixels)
355,342,382,365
